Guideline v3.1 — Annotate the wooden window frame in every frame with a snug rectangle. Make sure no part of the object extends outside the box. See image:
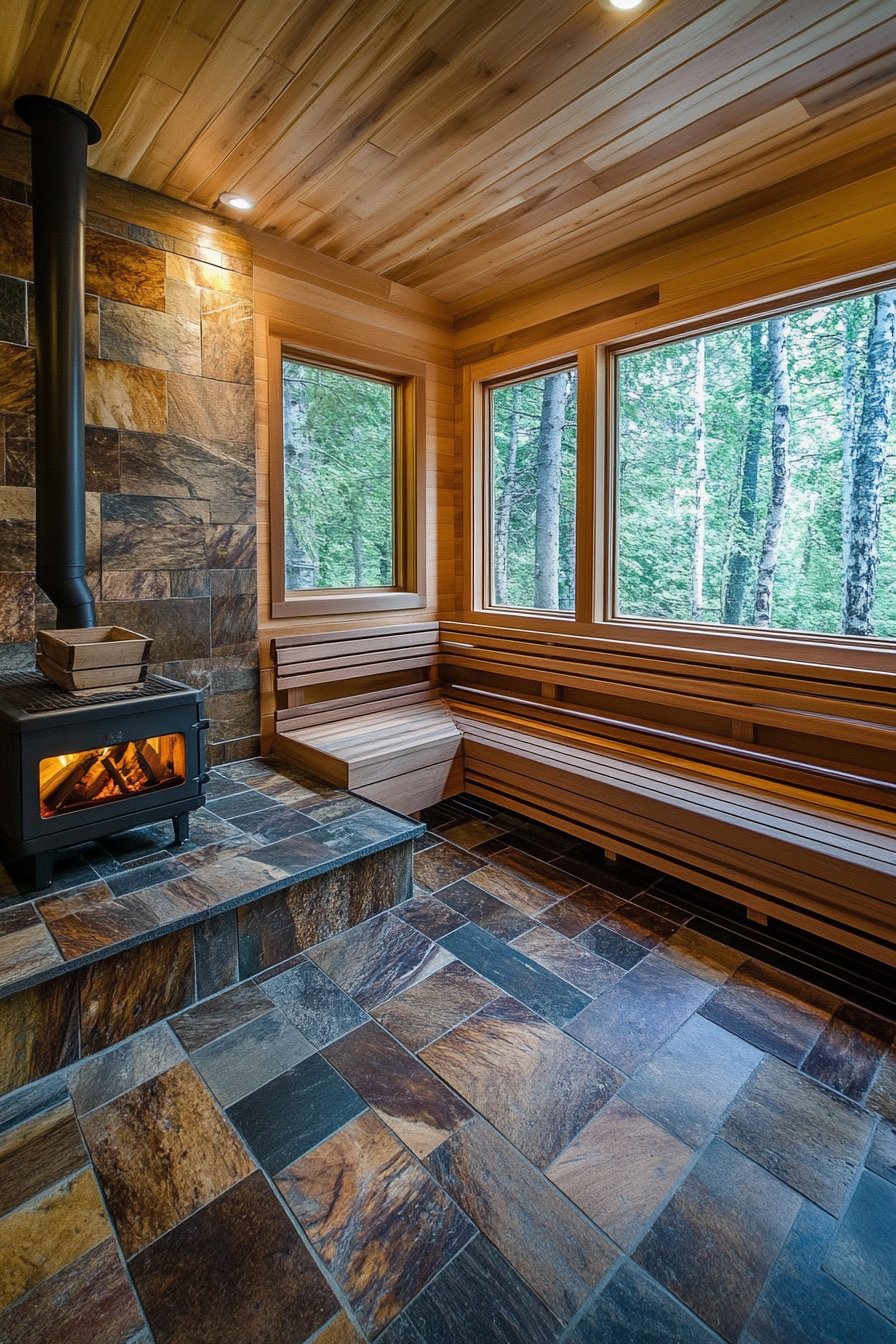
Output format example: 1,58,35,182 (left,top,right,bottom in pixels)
465,272,896,672
269,327,426,618
477,355,581,621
